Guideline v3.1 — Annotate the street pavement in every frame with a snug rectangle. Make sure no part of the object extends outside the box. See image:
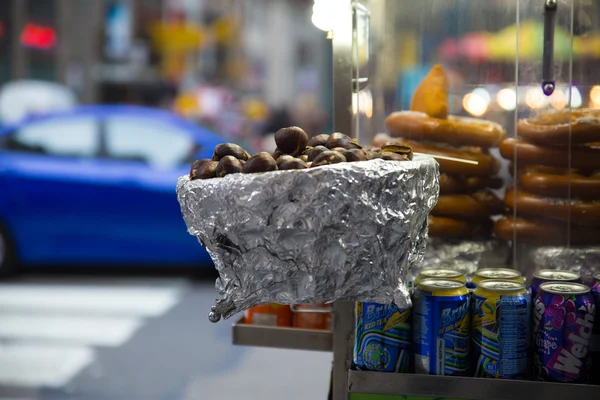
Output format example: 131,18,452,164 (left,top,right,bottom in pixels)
0,274,332,400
